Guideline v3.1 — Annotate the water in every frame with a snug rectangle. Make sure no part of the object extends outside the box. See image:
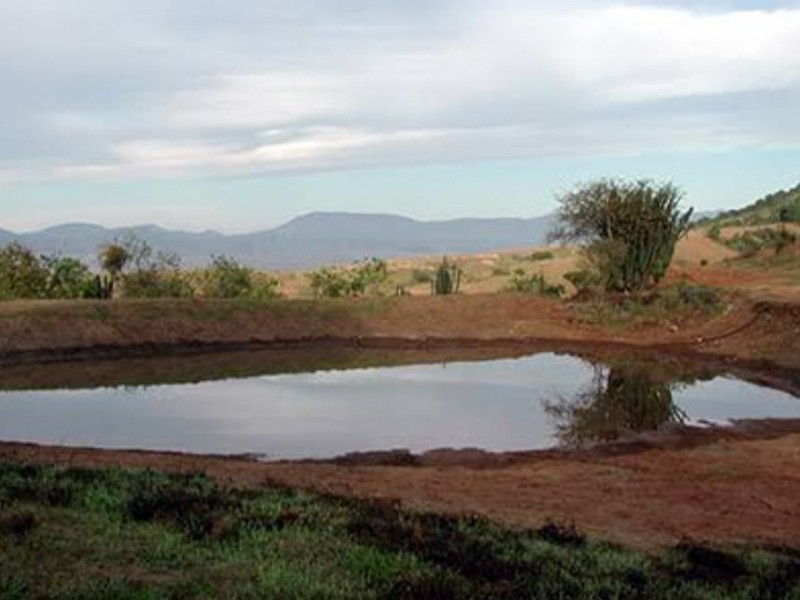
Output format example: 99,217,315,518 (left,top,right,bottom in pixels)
0,352,797,458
